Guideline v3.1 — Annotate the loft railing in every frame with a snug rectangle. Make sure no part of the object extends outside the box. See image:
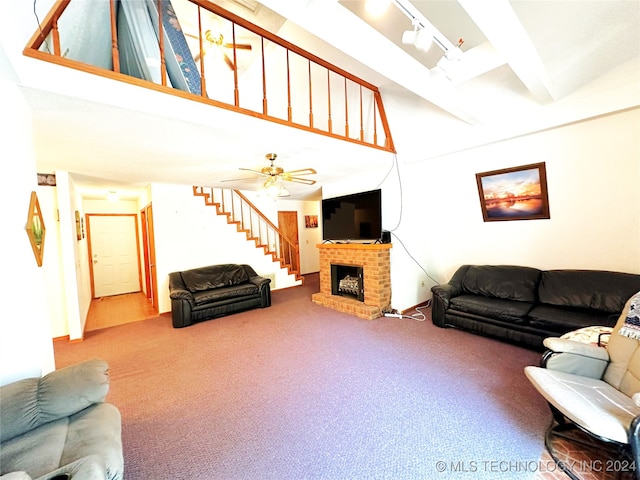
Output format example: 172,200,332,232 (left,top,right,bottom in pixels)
193,186,301,278
24,0,396,153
